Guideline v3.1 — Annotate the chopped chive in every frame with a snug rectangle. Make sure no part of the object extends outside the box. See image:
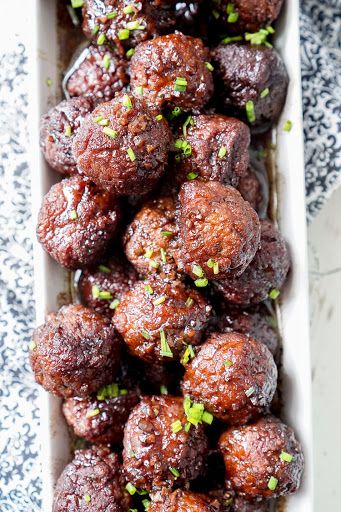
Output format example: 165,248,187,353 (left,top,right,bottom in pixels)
181,344,195,365
153,296,166,306
134,86,143,97
127,148,136,161
65,125,72,137
226,3,235,13
123,5,134,14
185,297,193,307
218,145,227,158
142,499,150,510
246,100,256,123
69,209,77,220
126,48,135,58
174,76,188,92
94,115,103,123
195,278,208,287
97,33,106,45
145,247,153,259
228,12,239,22
102,54,111,70
160,248,167,263
169,467,180,478
174,154,181,162
266,25,275,34
122,94,133,108
125,482,137,495
187,172,198,180
202,411,214,424
213,262,219,274
28,341,36,351
97,382,119,400
118,29,130,40
144,284,153,295
182,115,193,138
245,386,255,397
224,359,233,367
160,230,173,237
268,288,280,300
149,259,159,269
260,87,270,98
98,264,111,273
86,408,100,418
126,21,144,30
267,476,278,491
171,420,182,433
221,35,243,44
192,264,204,277
141,329,151,340
205,61,214,71
155,114,163,121
83,494,91,504
98,118,110,126
160,330,173,357
107,11,118,19
103,127,118,139
91,285,100,299
184,422,191,432
45,77,52,87
280,451,294,463
212,9,220,19
98,290,113,300
283,120,293,132
92,25,99,35
160,385,168,395
71,0,83,7
169,106,182,119
109,299,120,310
